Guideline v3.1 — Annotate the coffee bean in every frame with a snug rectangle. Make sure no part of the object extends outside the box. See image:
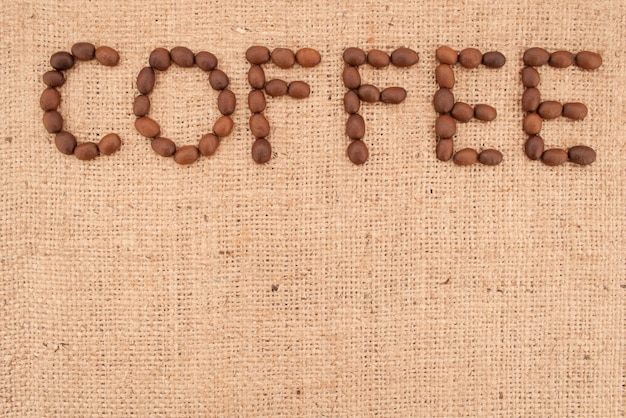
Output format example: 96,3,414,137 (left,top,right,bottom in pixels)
174,145,199,165
50,52,74,70
482,51,506,68
149,48,171,71
342,66,361,89
433,88,454,114
135,116,160,138
249,114,270,138
288,81,310,99
390,47,419,67
195,51,217,71
523,113,542,134
474,104,497,121
346,114,365,140
575,51,602,70
525,135,544,160
343,47,366,66
436,138,453,161
55,131,77,155
248,90,266,113
40,88,61,111
271,48,295,68
435,64,455,89
521,66,540,88
43,110,63,133
151,137,176,157
458,48,482,69
250,137,272,164
549,51,574,68
347,140,368,165
435,114,456,138
71,42,95,61
136,67,155,95
209,69,229,91
265,79,288,97
436,46,458,64
98,133,121,155
133,95,151,116
43,70,65,87
199,133,219,156
213,115,234,137
295,48,321,67
344,90,360,114
451,102,473,122
366,49,390,68
522,87,541,112
246,46,271,64
248,65,265,89
74,142,99,160
94,46,119,66
358,84,380,103
453,148,478,166
218,89,236,115
568,145,596,165
542,148,568,166
170,46,194,67
380,87,406,104
478,149,502,165
523,47,550,66
537,101,563,120
562,102,587,120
